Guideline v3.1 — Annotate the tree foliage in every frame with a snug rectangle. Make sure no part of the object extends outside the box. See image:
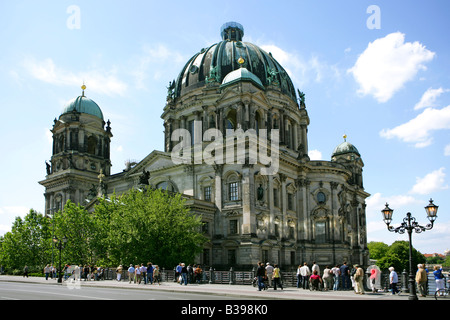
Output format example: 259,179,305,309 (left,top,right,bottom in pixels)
375,241,426,273
368,241,389,260
0,209,52,272
0,188,208,273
